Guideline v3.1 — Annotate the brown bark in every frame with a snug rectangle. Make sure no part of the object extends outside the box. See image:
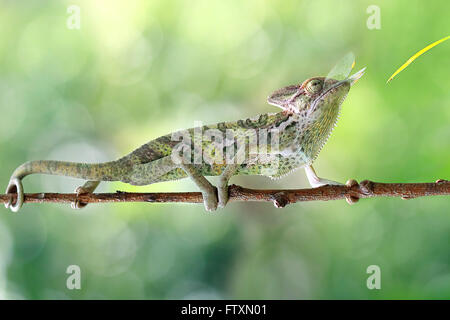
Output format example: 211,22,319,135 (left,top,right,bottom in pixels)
1,180,449,209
